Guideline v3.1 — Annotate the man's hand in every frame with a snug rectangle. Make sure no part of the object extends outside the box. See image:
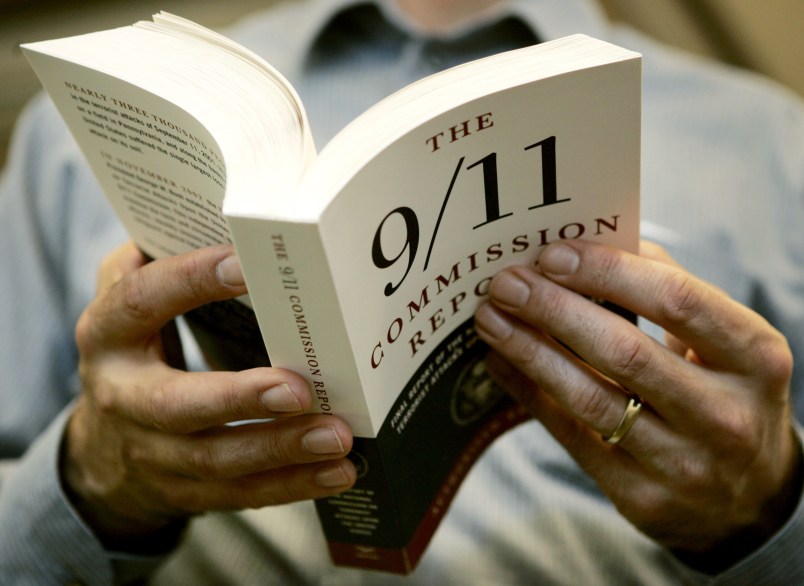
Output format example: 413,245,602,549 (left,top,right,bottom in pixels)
64,242,355,549
475,239,802,571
